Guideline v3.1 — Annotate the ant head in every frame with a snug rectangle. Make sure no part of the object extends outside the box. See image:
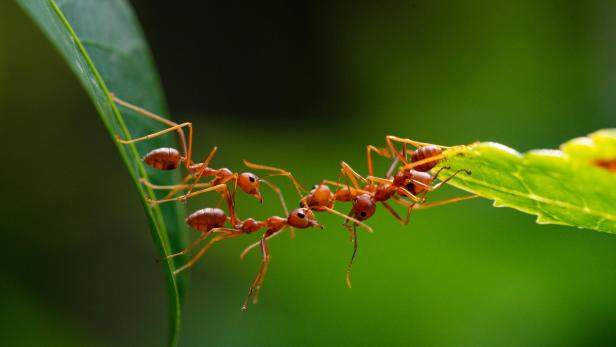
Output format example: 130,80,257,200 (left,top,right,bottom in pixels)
288,208,322,229
237,172,262,203
353,194,376,221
